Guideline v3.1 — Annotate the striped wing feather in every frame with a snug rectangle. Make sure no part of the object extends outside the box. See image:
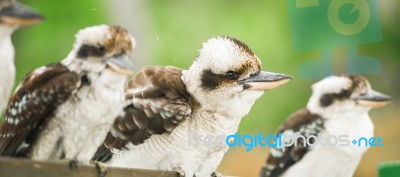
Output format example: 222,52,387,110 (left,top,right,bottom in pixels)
0,63,79,157
93,66,195,162
260,109,323,177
